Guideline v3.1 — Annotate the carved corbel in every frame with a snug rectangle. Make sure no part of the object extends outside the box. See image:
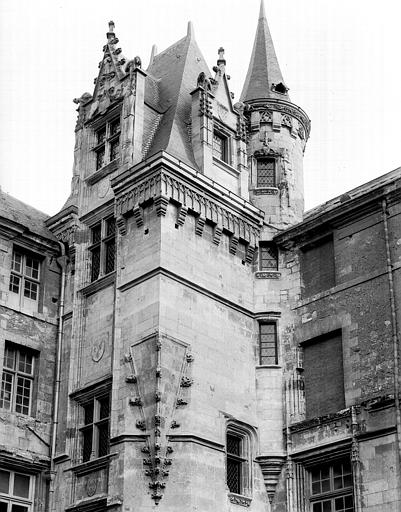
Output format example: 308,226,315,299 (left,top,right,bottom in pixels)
154,195,169,217
116,215,127,235
195,216,205,236
229,236,239,255
256,455,286,504
132,205,144,227
245,245,256,264
176,205,188,226
213,226,223,246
